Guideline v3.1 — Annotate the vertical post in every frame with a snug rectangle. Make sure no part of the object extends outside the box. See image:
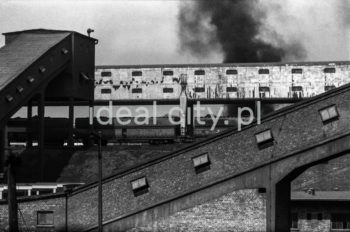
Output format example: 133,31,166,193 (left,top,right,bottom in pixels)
7,150,19,232
68,97,74,147
98,131,102,232
38,93,45,181
0,127,5,182
27,100,33,148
